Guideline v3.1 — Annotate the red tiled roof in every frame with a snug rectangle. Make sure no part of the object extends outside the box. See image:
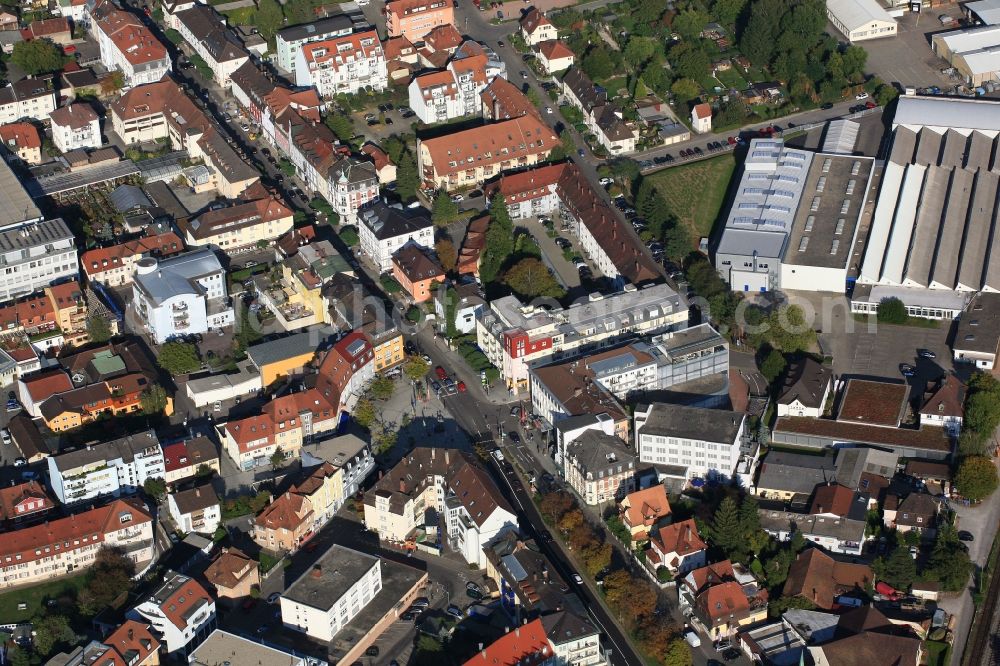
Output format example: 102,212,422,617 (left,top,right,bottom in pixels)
49,103,98,129
361,143,393,170
384,35,415,60
302,31,382,71
463,618,552,666
0,480,54,522
693,103,712,119
921,376,965,418
696,580,750,623
413,69,459,100
255,491,312,532
0,123,41,150
81,232,185,277
97,9,167,66
519,7,552,35
225,414,274,452
21,368,72,402
424,23,462,52
653,519,706,558
21,17,70,40
204,547,256,589
782,548,872,609
685,560,735,595
103,620,160,665
158,577,212,631
810,483,855,516
420,114,557,178
480,76,539,121
621,485,670,531
535,39,574,61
